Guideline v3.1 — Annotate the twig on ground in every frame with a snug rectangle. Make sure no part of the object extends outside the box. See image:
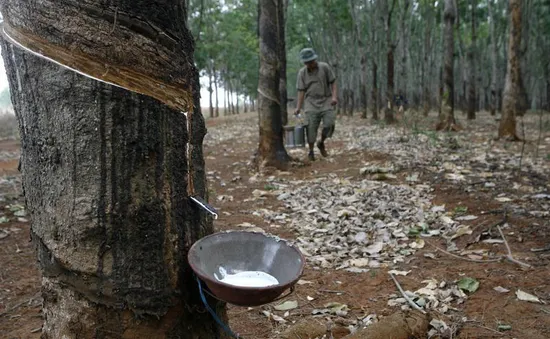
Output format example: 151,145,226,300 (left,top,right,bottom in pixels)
389,273,427,314
469,323,503,335
426,241,502,263
531,245,550,252
497,226,532,268
319,289,346,294
486,216,508,232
